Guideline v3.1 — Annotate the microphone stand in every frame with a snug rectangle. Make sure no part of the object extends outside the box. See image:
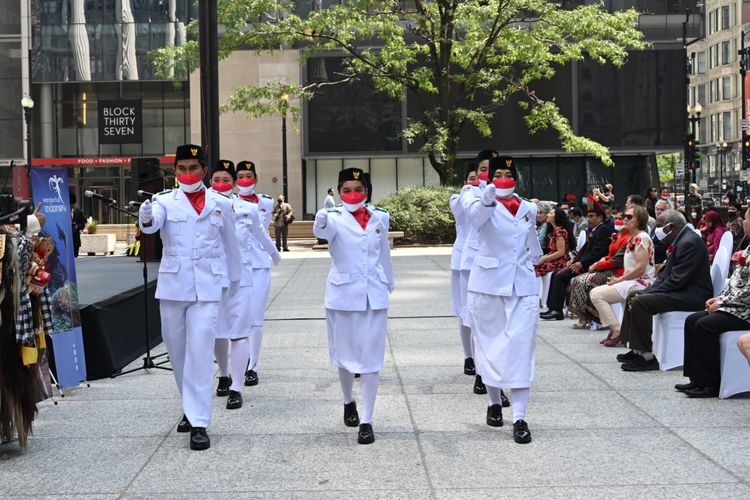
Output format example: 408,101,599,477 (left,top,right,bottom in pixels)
89,198,171,377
